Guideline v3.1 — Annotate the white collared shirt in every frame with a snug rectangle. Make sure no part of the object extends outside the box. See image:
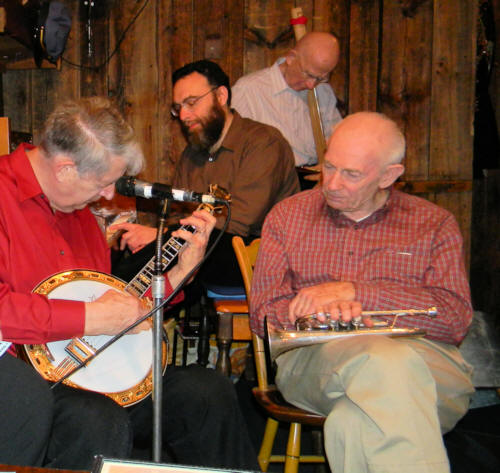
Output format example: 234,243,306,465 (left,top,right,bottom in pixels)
232,59,342,166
